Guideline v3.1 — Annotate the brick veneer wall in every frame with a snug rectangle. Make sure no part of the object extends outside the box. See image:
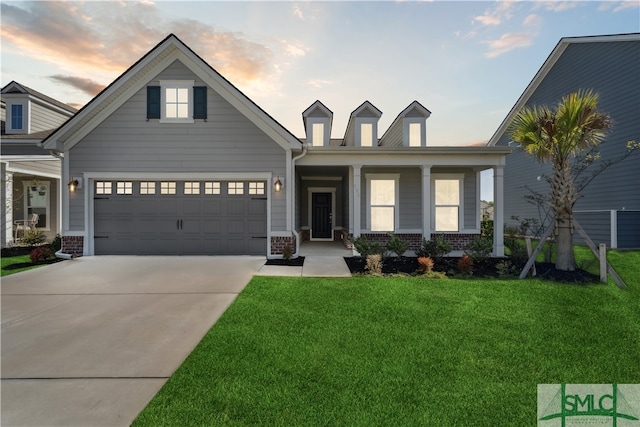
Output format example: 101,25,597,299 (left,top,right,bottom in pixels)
61,236,84,257
271,235,297,255
437,233,480,251
360,233,423,252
